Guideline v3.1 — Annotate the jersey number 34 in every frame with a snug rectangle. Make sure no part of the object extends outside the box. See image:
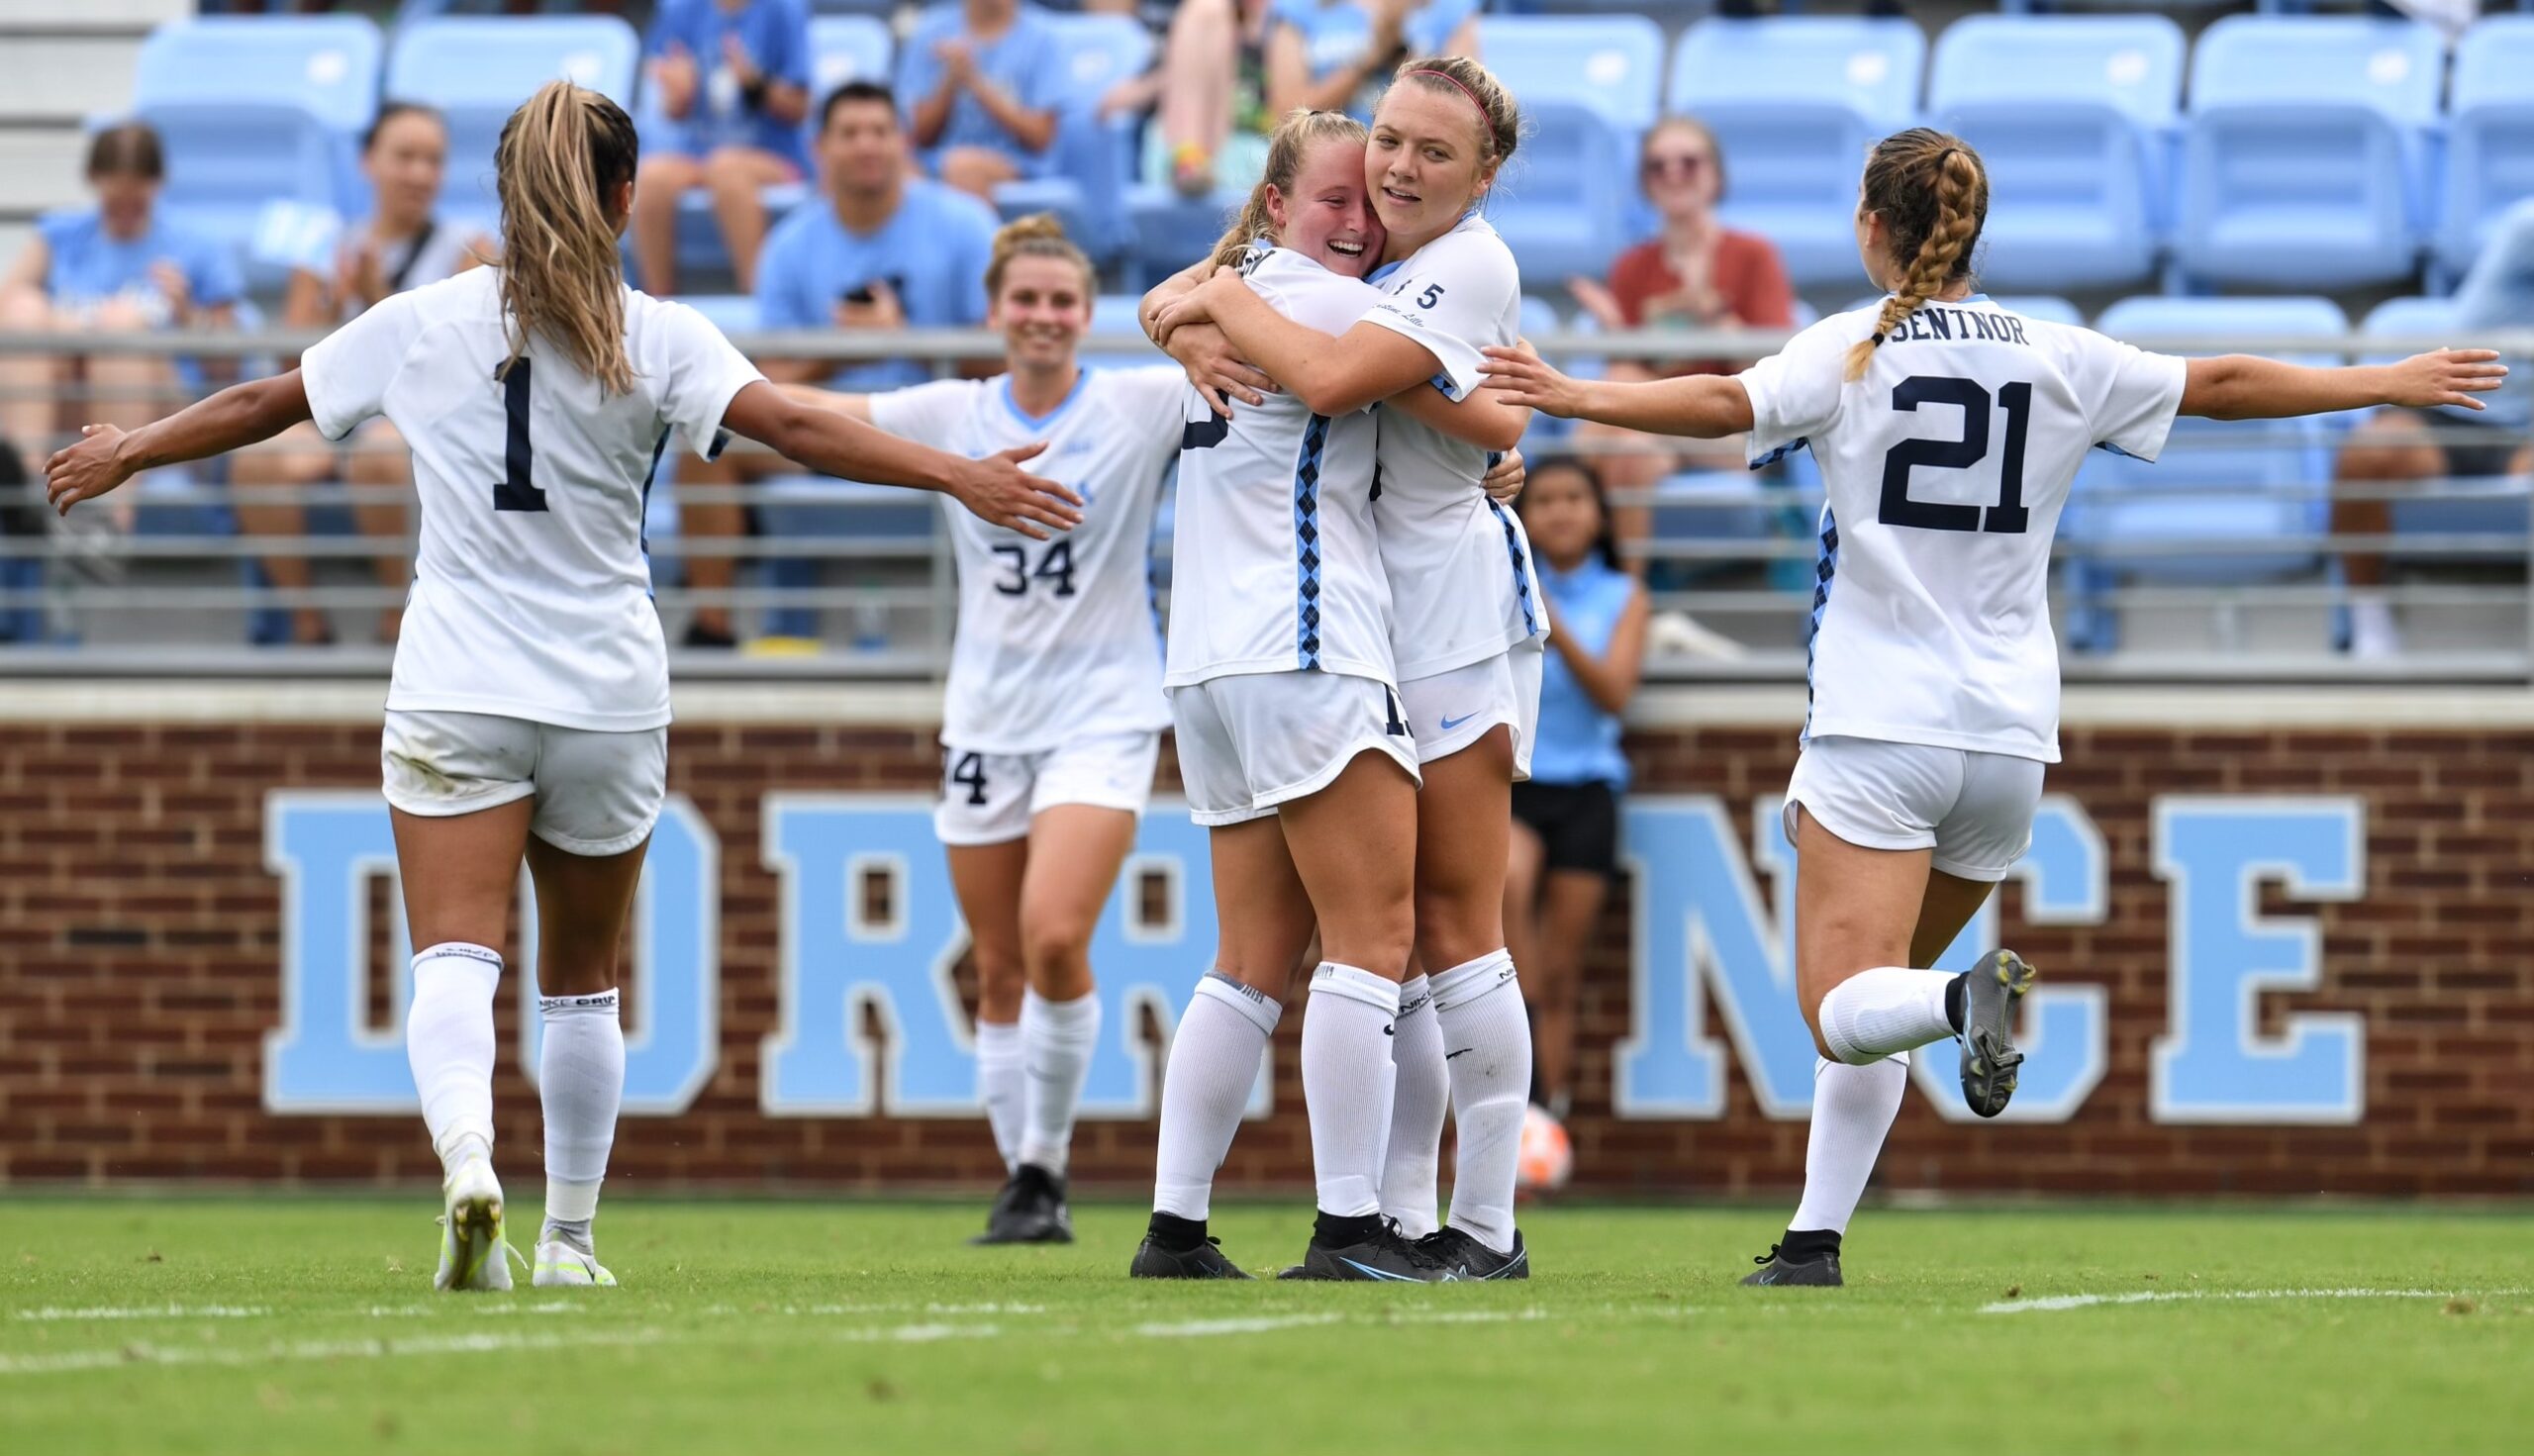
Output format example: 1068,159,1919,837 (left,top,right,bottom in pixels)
1878,375,2031,535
